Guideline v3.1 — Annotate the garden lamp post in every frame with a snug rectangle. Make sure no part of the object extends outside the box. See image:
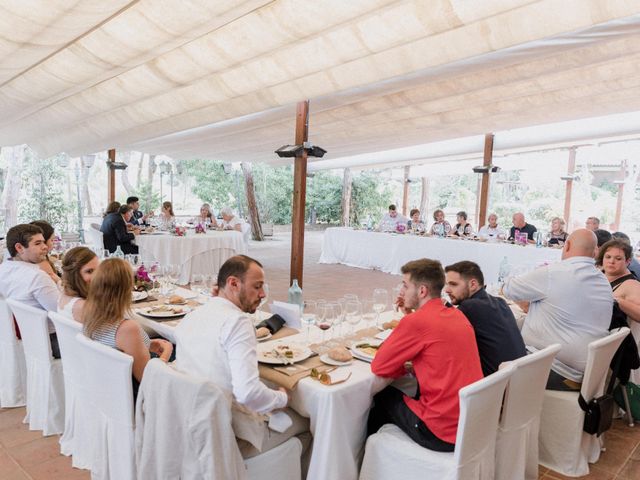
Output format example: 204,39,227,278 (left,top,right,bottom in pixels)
159,161,174,206
77,155,96,244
